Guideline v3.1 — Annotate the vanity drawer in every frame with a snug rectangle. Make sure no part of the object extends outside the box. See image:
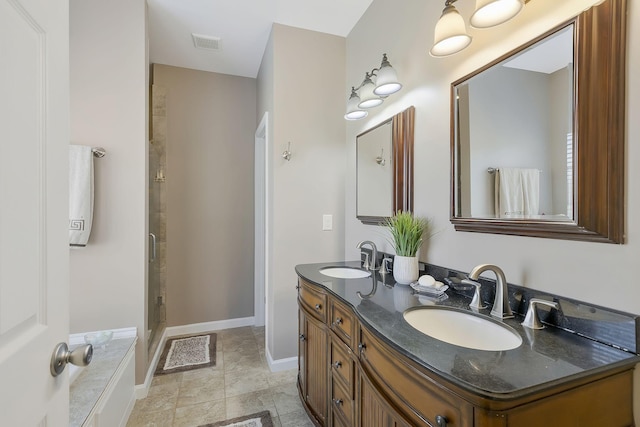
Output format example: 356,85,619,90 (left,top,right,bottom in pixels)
298,279,327,323
331,338,354,396
331,375,354,425
329,297,355,349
